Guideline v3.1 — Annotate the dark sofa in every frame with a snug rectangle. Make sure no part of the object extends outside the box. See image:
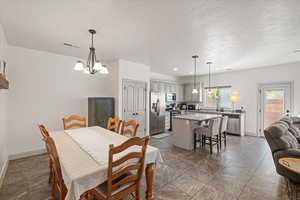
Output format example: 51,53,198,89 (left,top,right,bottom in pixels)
264,118,300,184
